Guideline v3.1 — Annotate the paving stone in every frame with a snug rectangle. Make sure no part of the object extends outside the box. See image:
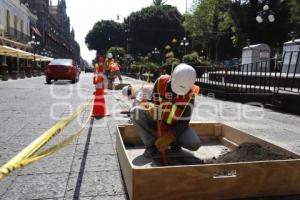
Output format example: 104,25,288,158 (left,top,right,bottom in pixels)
75,195,127,200
0,174,16,198
92,117,110,129
0,153,13,167
77,128,112,144
71,155,119,173
1,173,69,200
14,127,48,137
38,143,77,158
20,155,74,175
65,171,125,198
75,143,115,156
